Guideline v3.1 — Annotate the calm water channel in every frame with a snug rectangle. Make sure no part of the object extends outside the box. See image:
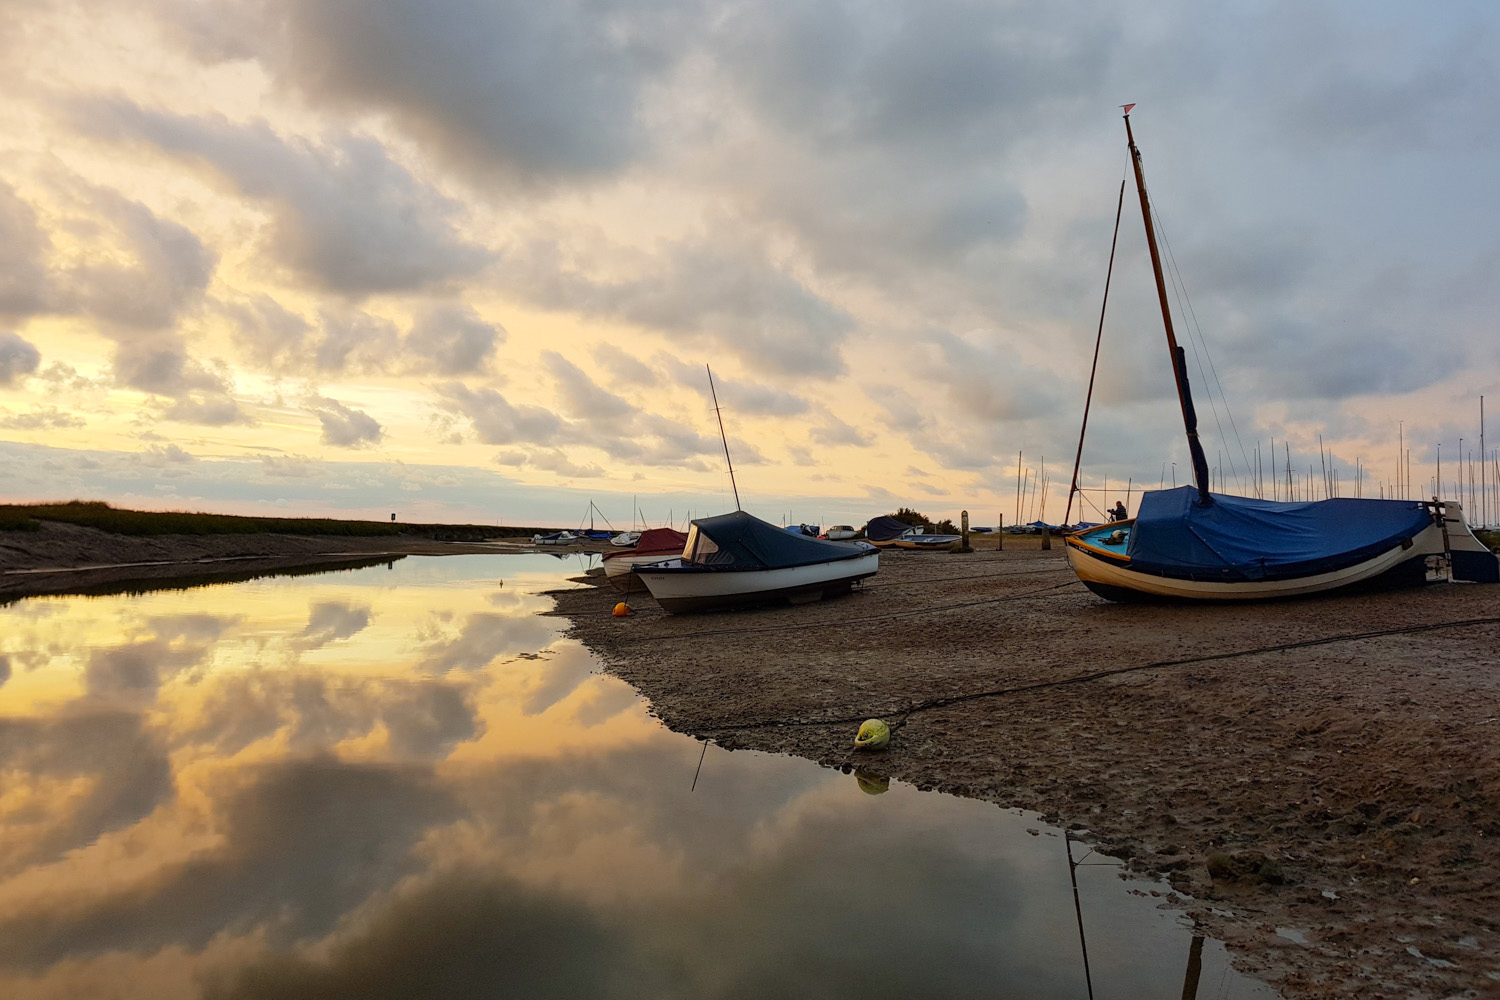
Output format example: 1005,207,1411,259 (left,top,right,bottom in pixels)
0,554,1275,999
